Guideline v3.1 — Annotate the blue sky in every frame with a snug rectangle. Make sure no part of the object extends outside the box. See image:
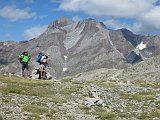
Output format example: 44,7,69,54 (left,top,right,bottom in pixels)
0,0,160,41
